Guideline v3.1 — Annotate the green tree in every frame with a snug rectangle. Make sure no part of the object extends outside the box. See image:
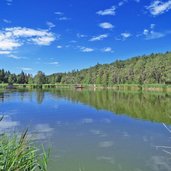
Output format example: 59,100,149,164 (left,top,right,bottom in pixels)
34,71,46,84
